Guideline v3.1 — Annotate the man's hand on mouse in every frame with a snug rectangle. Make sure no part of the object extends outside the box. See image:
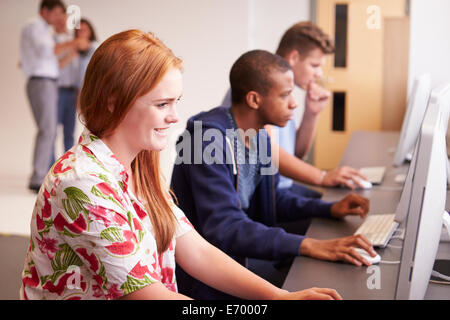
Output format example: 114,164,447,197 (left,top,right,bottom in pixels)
330,193,370,219
300,235,377,267
321,166,368,189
